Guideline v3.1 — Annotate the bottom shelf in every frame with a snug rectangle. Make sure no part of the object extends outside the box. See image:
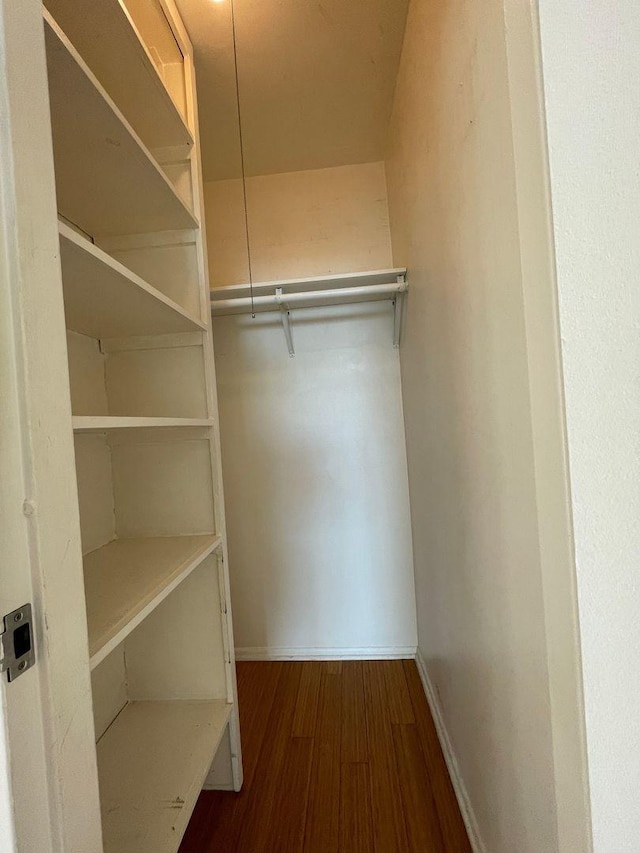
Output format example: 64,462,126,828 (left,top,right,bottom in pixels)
98,700,232,853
